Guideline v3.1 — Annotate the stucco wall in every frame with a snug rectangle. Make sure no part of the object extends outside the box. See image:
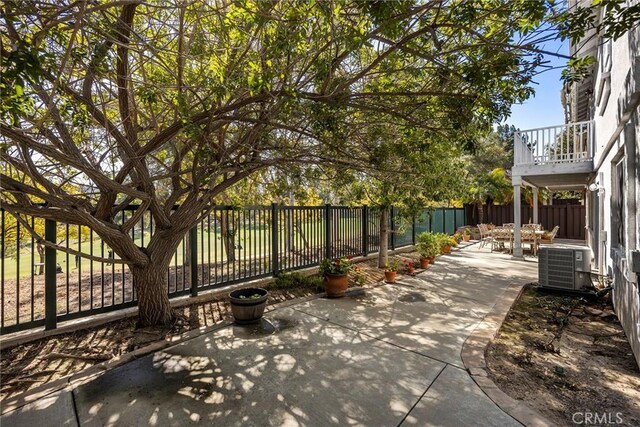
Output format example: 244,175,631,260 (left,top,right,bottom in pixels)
590,27,640,368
